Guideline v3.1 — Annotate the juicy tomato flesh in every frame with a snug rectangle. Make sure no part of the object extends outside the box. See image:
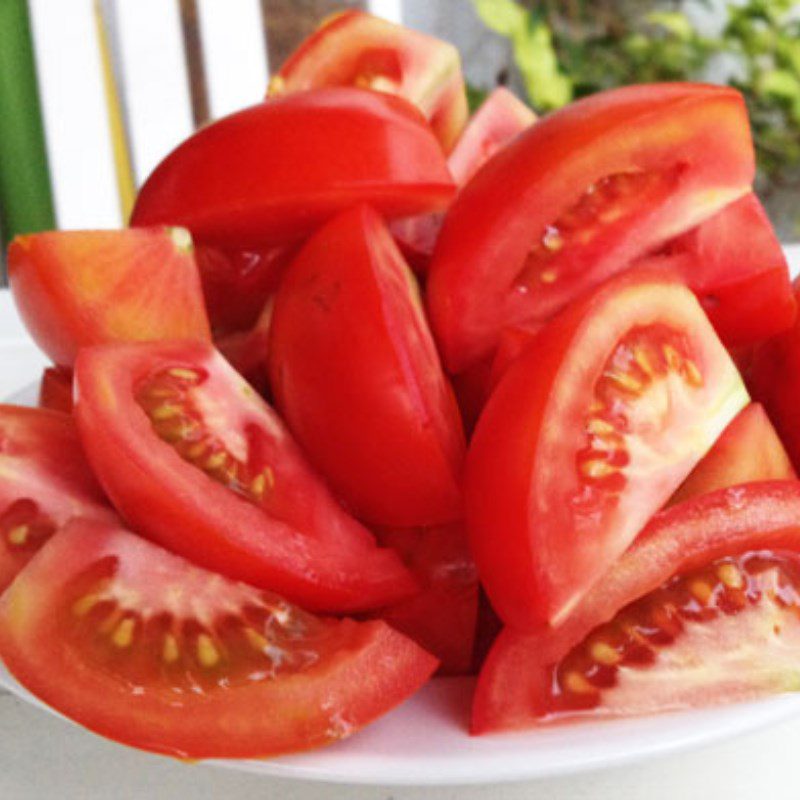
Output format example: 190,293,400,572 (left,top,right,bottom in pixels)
38,367,74,414
547,550,800,718
0,520,437,758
